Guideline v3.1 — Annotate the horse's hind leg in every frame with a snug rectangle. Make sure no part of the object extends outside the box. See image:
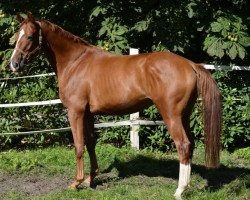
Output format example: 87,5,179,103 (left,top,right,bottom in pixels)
168,116,192,199
182,96,196,162
83,111,99,187
155,99,194,200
